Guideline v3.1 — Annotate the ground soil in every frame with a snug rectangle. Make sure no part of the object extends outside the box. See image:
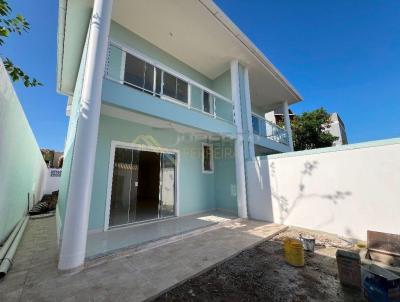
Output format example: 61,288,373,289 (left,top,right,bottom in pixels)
153,227,365,302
